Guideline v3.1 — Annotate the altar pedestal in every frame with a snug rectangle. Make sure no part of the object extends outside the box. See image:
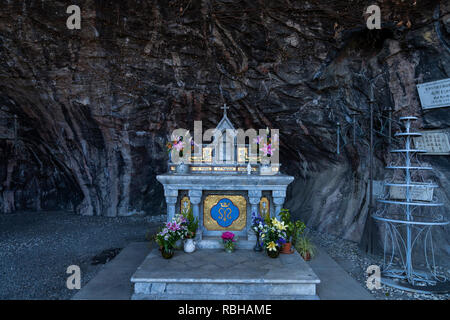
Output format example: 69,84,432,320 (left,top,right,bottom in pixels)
131,247,320,300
